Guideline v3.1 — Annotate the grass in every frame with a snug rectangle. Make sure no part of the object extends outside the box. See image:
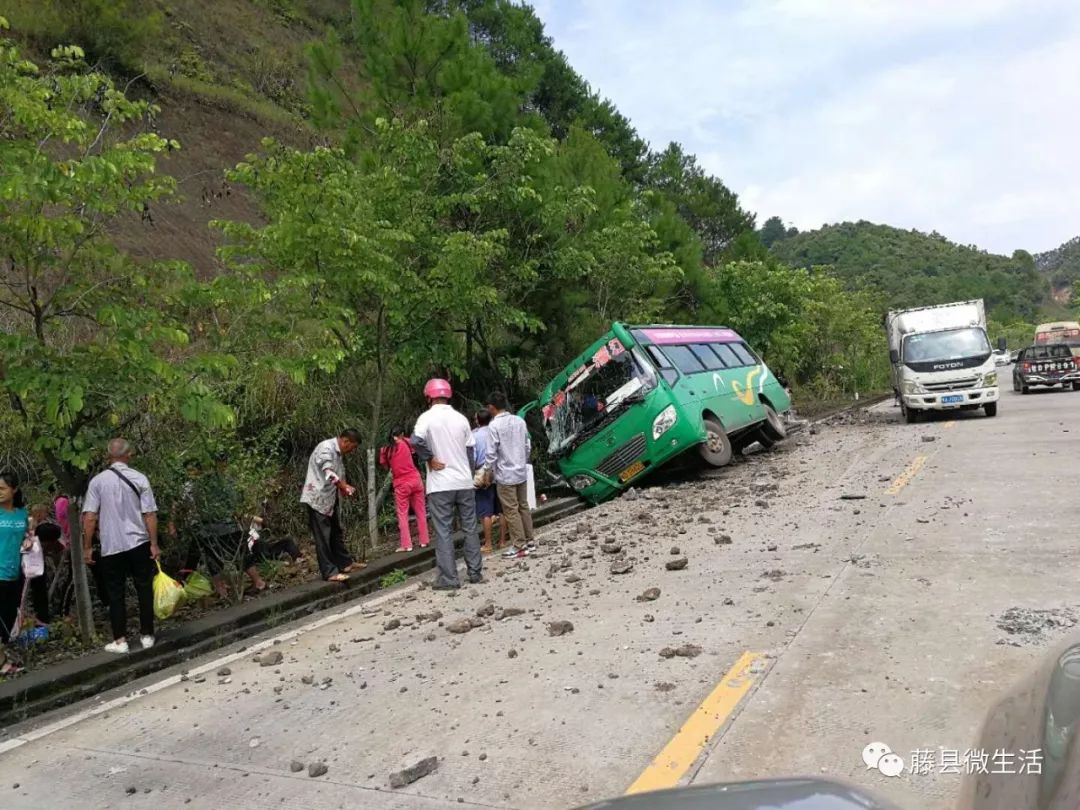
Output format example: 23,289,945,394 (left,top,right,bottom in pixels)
379,569,407,589
149,69,306,130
